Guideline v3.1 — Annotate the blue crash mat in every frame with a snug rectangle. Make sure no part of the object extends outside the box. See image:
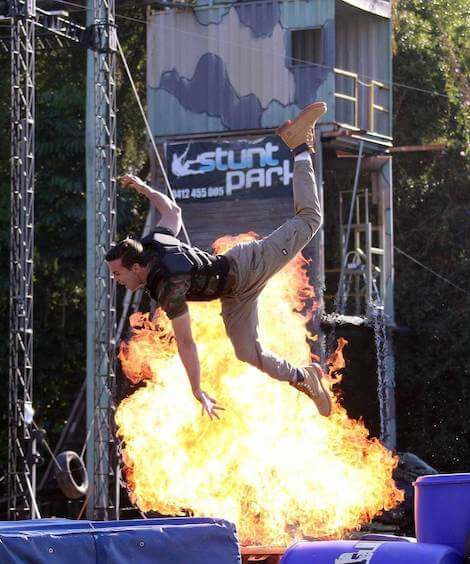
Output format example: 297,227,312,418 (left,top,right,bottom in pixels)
0,517,241,563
